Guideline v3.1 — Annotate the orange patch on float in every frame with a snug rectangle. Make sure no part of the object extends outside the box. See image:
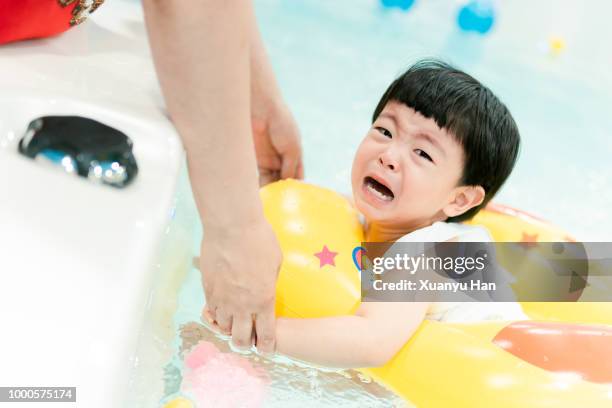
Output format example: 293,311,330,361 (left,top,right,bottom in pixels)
519,232,539,248
493,321,612,384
